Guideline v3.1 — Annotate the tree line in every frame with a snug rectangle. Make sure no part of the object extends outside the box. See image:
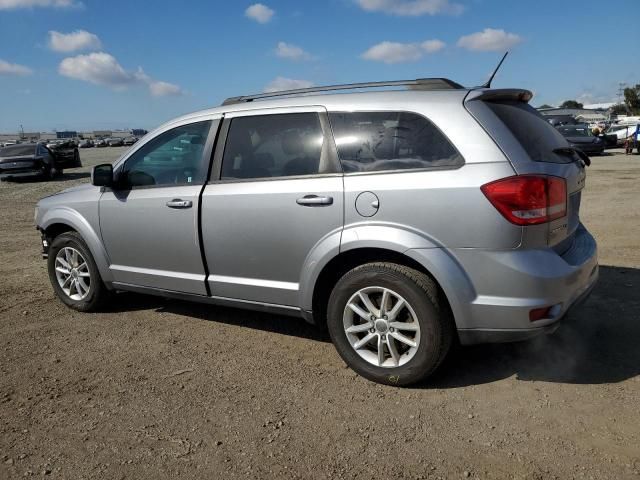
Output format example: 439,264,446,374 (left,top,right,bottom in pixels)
537,84,640,115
